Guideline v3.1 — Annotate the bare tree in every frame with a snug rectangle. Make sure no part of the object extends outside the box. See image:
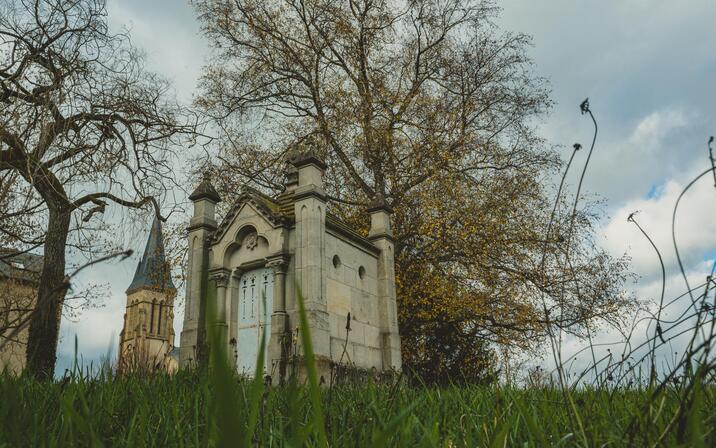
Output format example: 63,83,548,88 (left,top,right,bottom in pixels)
0,0,193,379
